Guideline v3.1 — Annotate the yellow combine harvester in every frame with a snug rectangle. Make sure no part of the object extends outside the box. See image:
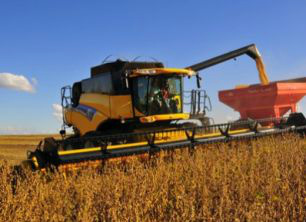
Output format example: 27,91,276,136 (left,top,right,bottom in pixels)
26,44,306,171
64,65,194,137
